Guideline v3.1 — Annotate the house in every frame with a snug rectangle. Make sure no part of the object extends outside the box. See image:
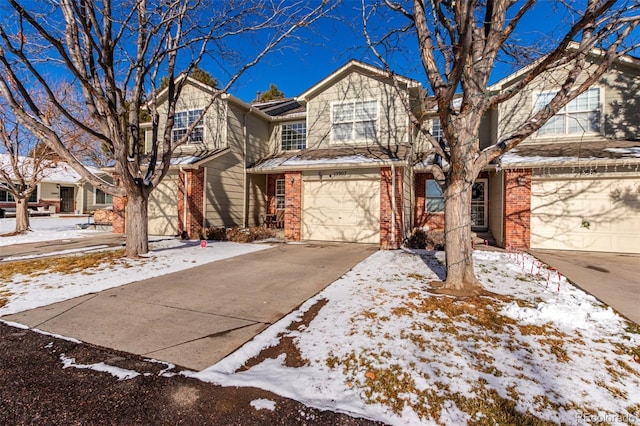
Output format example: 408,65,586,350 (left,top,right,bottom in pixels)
0,155,113,215
125,56,640,254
